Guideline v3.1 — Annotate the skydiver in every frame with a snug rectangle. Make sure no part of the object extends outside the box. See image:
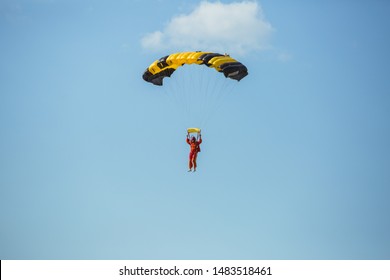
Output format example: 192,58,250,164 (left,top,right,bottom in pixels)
186,133,202,172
